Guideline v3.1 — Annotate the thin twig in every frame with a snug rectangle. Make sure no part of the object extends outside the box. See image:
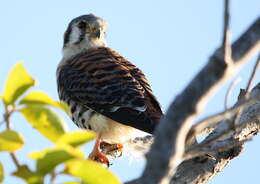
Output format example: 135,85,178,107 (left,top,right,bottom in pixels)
3,105,21,169
190,95,260,136
187,113,260,155
245,54,260,93
222,0,234,131
50,170,66,184
50,171,57,184
4,107,11,130
10,153,21,168
222,0,232,65
222,0,230,48
233,54,260,127
224,77,241,110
